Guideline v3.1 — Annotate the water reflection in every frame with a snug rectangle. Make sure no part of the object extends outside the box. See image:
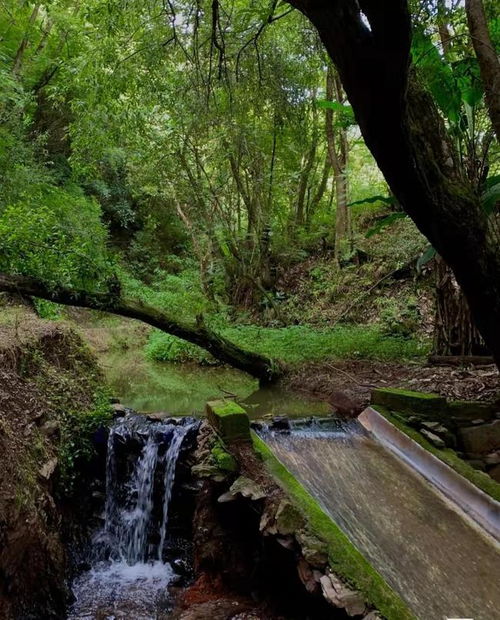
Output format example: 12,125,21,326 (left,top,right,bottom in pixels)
100,350,329,418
